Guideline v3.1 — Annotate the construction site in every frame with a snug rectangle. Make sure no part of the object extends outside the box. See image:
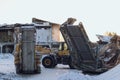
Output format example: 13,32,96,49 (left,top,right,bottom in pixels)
0,17,120,80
